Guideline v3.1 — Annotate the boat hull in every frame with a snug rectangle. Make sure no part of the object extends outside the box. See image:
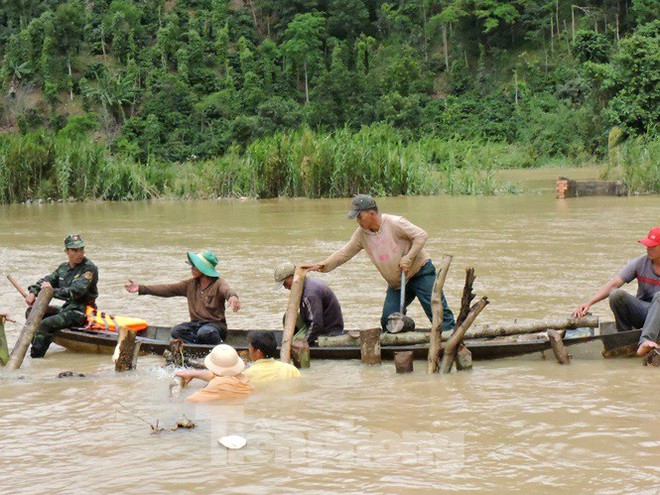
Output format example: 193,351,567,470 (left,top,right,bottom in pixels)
52,326,643,361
